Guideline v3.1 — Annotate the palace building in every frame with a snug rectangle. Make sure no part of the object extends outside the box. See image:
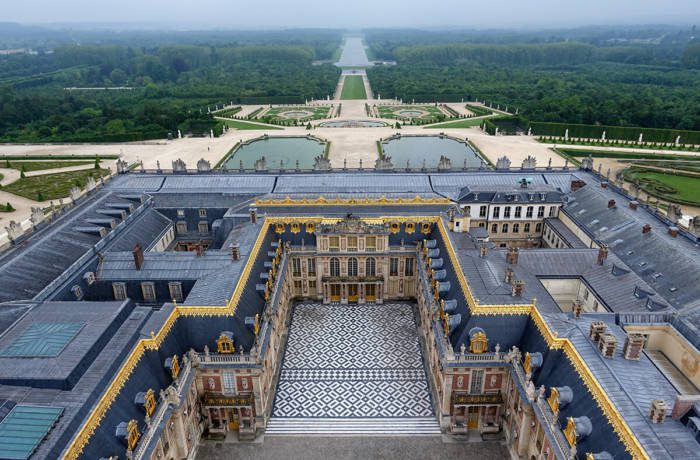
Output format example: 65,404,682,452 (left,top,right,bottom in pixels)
0,167,699,460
